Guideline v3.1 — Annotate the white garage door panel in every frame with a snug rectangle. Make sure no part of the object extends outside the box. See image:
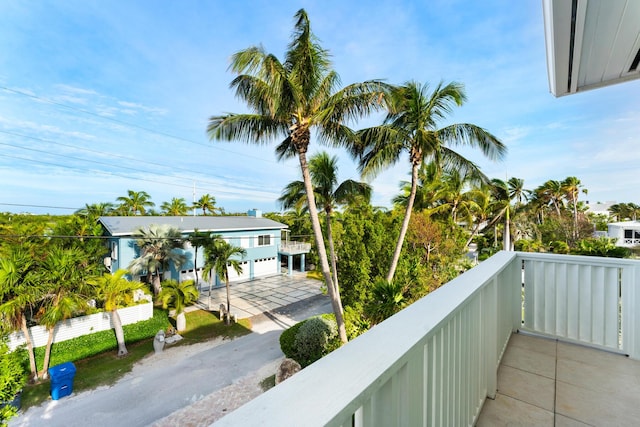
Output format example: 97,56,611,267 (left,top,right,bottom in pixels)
254,258,277,277
227,261,250,282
